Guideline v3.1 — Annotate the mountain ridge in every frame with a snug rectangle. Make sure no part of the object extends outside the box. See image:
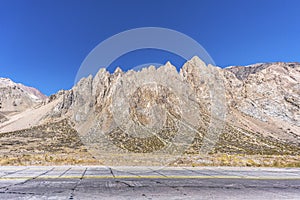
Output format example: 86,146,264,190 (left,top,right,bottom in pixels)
0,57,299,164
